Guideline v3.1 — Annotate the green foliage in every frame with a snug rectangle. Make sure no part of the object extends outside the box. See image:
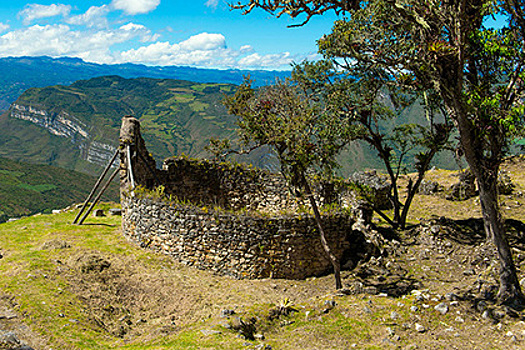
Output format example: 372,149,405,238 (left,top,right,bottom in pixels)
317,0,525,162
291,56,452,228
224,77,350,191
132,185,174,203
466,27,525,145
223,75,352,288
16,183,57,192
